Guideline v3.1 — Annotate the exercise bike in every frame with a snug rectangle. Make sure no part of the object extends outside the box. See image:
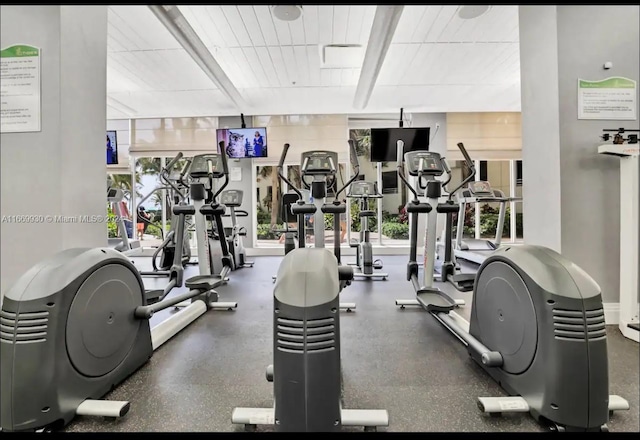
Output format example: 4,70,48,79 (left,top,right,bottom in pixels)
232,141,389,432
394,140,629,432
347,181,388,280
0,146,237,433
